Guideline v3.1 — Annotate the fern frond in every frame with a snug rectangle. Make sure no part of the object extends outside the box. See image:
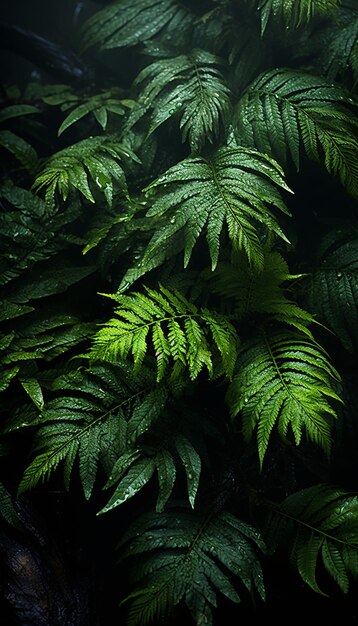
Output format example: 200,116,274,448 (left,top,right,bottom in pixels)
205,249,315,336
17,362,170,498
118,146,291,289
82,0,193,51
304,231,358,352
252,0,339,33
118,504,266,626
126,49,231,153
0,130,38,173
288,1,358,88
0,482,22,529
57,88,130,135
236,68,358,197
265,484,358,594
32,135,138,205
0,314,94,393
227,330,341,467
88,284,239,381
